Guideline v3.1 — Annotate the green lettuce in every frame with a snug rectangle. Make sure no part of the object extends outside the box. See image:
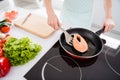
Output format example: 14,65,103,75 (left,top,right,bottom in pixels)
4,37,42,66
